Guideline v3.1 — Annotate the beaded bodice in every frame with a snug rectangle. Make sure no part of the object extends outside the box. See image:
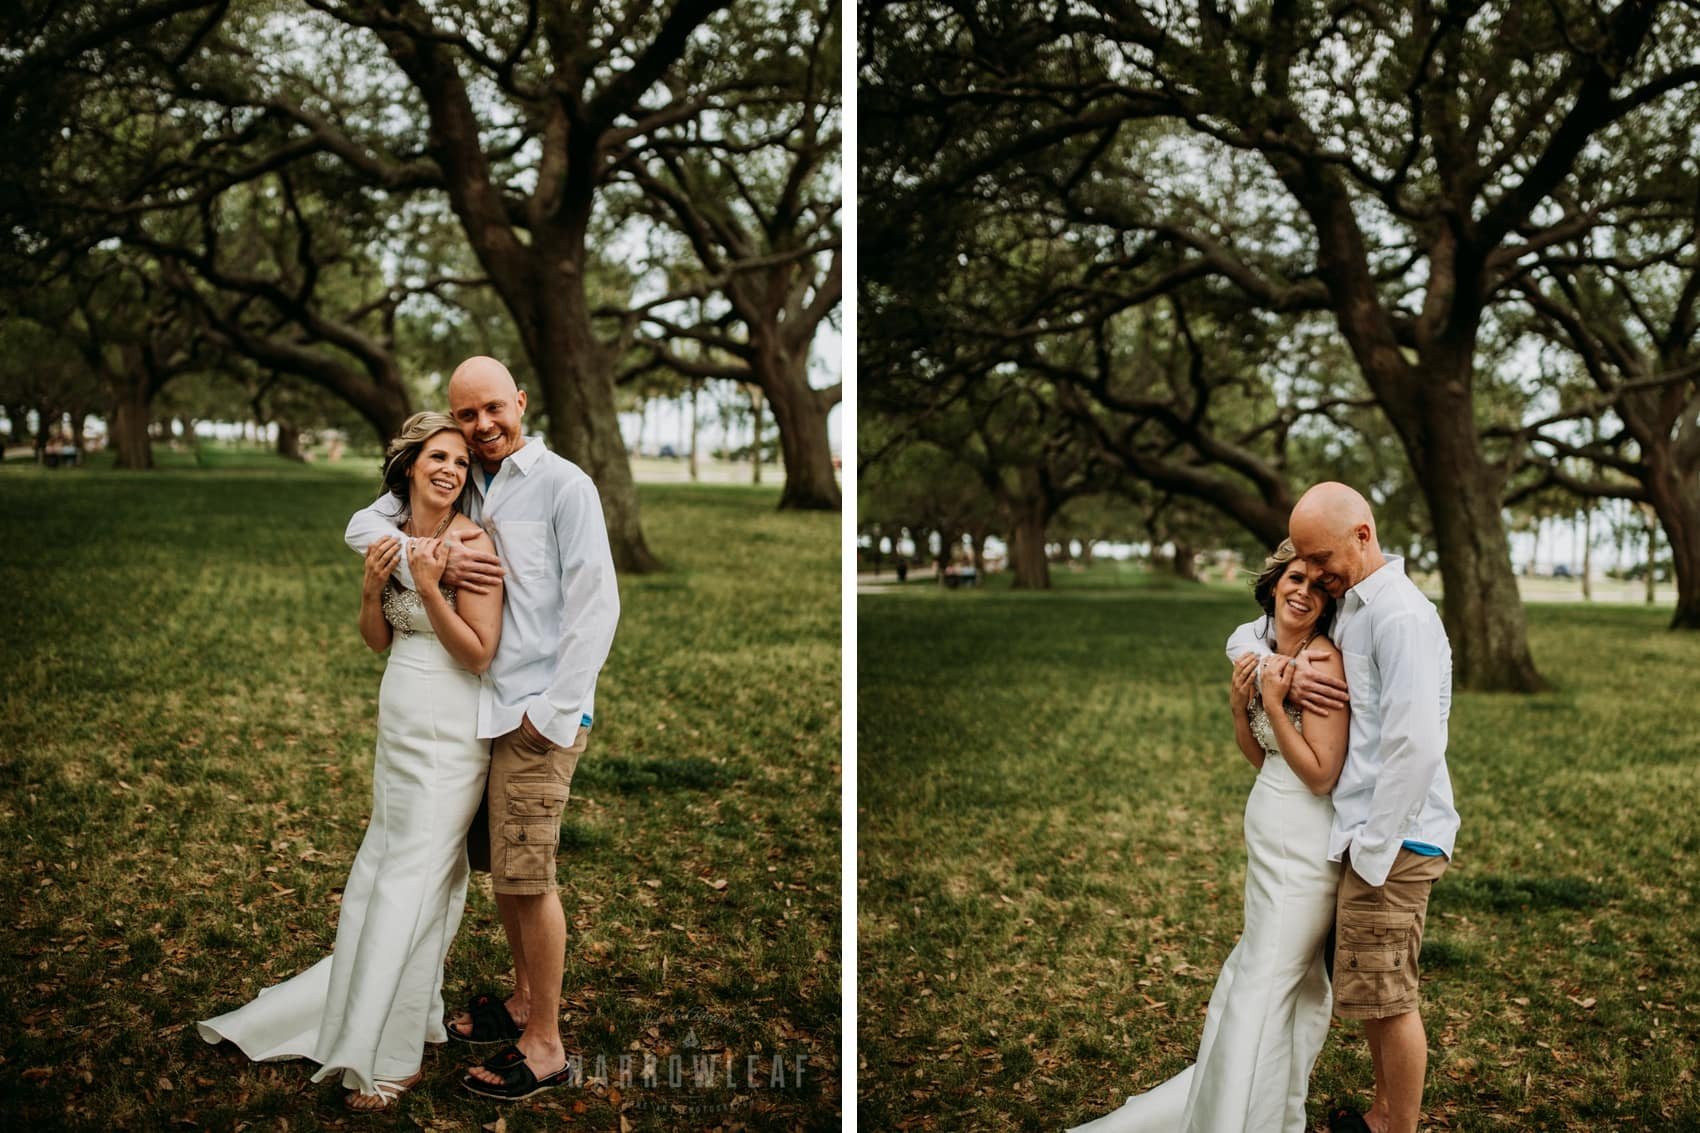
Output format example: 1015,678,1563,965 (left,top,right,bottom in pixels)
1247,693,1303,761
382,579,457,638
